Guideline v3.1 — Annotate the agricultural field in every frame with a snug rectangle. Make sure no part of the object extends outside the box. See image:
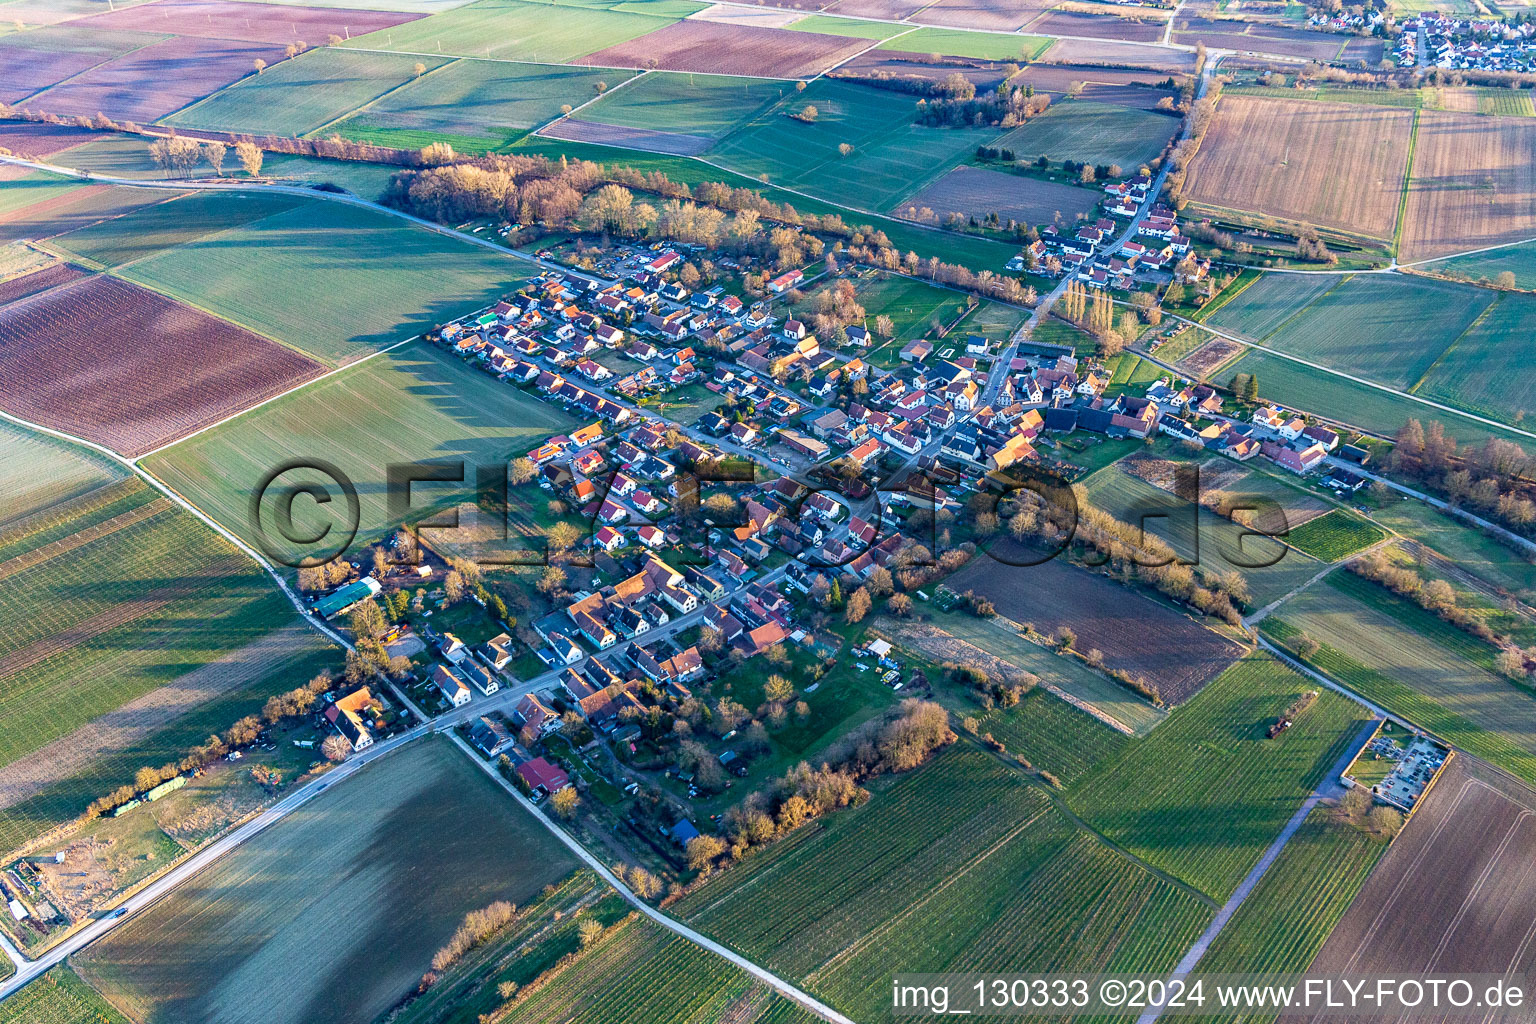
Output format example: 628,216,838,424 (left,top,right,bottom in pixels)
1029,9,1169,42
76,739,579,1024
0,274,322,457
1172,16,1353,60
891,611,1169,735
1068,654,1369,900
996,101,1180,170
493,914,822,1024
1198,271,1336,340
1082,457,1328,607
164,49,454,137
675,745,1212,1021
1209,272,1500,396
70,0,422,42
874,26,1053,61
897,165,1102,228
785,14,910,38
341,0,691,63
0,180,182,245
1263,573,1536,782
908,0,1054,32
574,71,793,143
0,473,340,850
1401,110,1536,260
1372,496,1536,603
0,25,168,104
946,541,1247,705
579,20,869,77
142,340,576,565
0,967,127,1024
1425,239,1536,290
1310,756,1536,984
707,78,1001,211
0,419,122,529
1193,806,1388,978
333,58,630,151
1183,95,1413,240
0,121,99,159
1412,291,1536,427
121,199,533,364
25,35,287,124
0,260,86,306
971,687,1133,785
46,190,307,268
1282,509,1387,561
